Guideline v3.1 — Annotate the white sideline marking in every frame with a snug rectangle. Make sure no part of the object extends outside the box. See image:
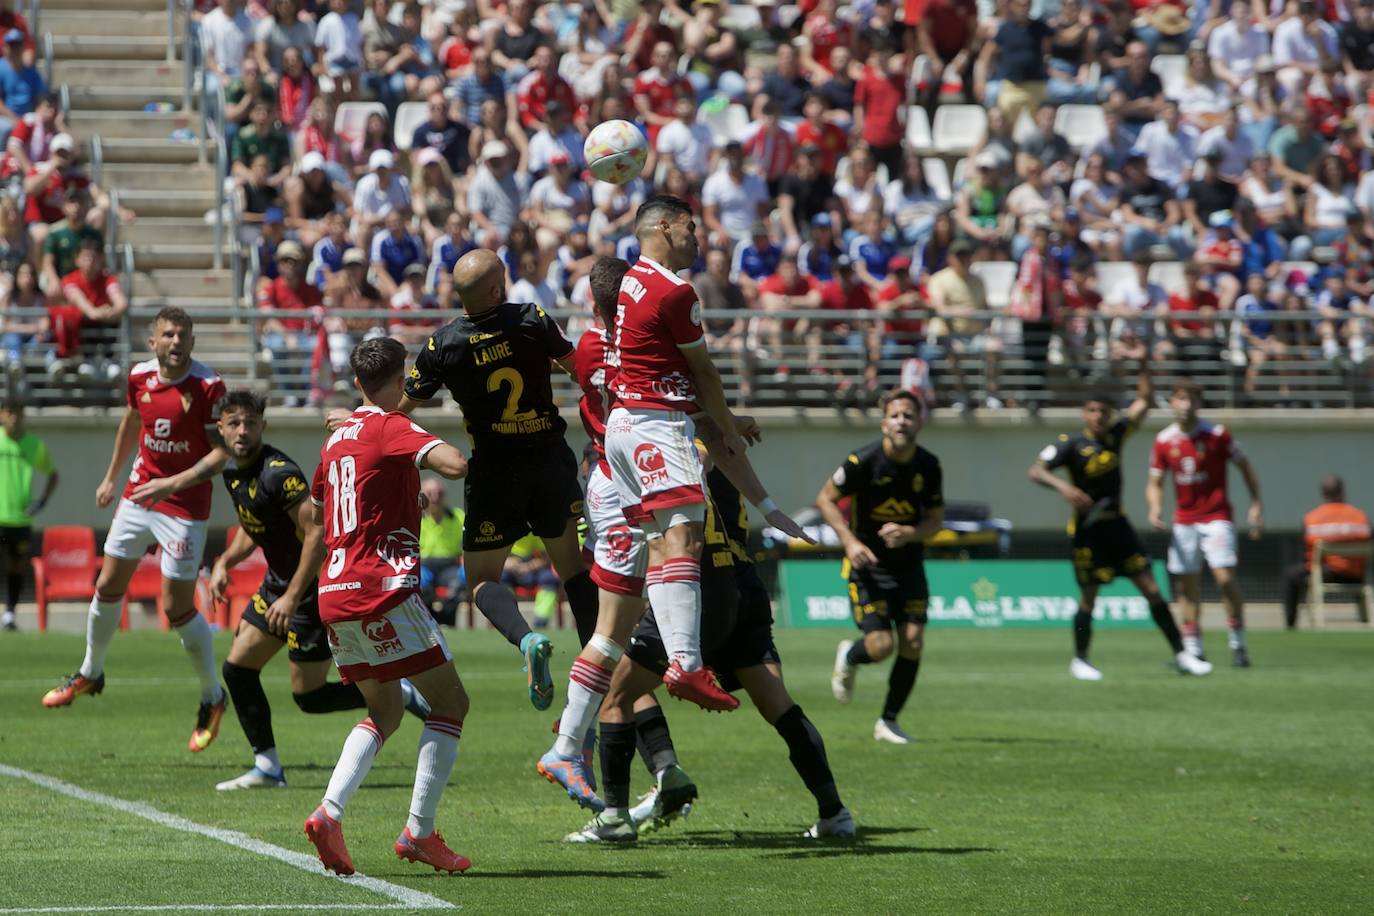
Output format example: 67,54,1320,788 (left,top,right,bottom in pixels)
0,765,455,911
0,907,428,914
